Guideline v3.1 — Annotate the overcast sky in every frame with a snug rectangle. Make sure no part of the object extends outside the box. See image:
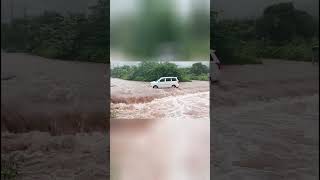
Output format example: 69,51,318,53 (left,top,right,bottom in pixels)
111,0,209,20
1,0,318,22
212,0,319,19
1,0,97,22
